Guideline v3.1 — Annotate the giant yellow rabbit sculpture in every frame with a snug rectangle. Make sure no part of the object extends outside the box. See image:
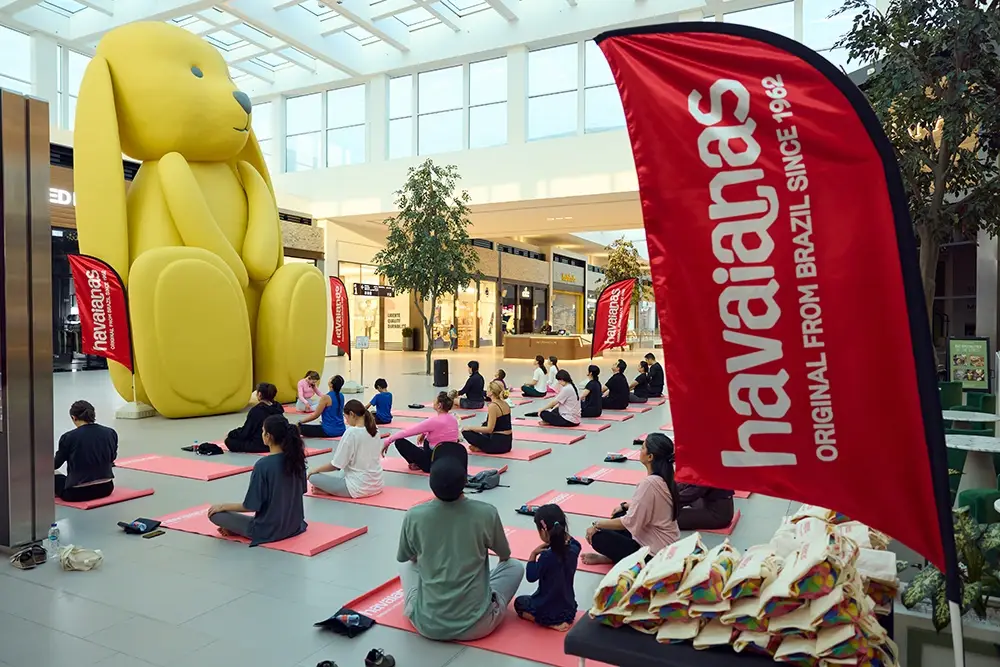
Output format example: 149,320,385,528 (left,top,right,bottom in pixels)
74,22,326,418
